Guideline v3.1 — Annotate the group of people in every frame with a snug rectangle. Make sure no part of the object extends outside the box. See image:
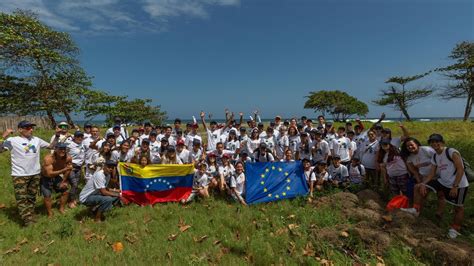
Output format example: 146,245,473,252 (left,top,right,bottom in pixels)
0,111,469,239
